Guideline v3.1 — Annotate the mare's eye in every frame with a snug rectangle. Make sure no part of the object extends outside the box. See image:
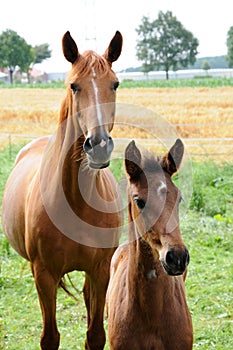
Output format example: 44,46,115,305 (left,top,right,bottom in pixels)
70,83,80,94
134,196,146,210
178,195,183,204
113,81,119,91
